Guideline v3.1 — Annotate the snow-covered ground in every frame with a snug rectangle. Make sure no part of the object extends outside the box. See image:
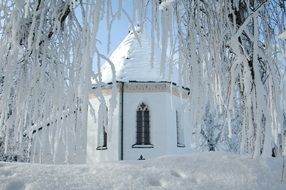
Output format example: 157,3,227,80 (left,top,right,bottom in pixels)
0,152,285,190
